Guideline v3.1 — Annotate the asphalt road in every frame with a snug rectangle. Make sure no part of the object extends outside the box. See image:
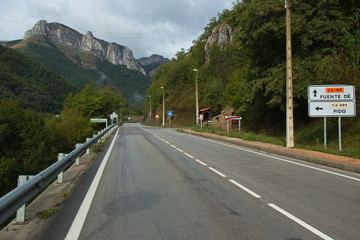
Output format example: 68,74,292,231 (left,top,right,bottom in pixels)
40,123,360,240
